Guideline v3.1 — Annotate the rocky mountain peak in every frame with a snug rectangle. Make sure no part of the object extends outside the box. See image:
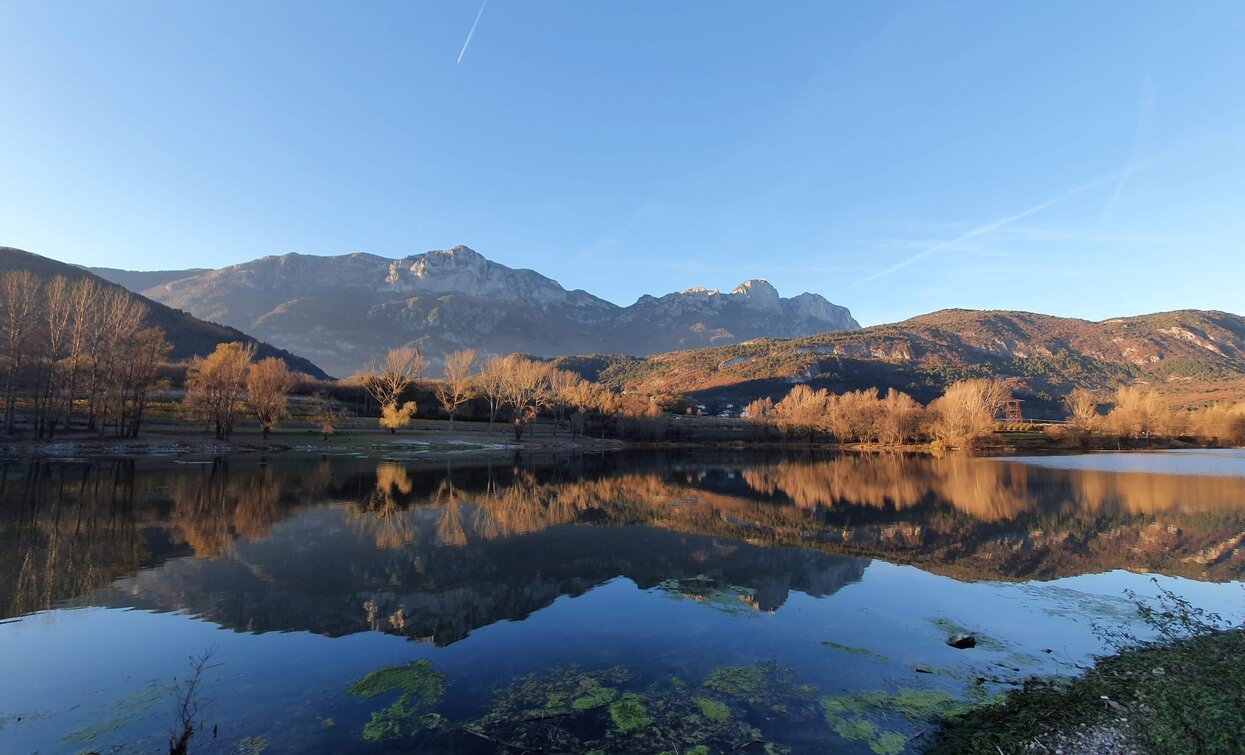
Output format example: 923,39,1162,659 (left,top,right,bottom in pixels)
729,279,781,310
